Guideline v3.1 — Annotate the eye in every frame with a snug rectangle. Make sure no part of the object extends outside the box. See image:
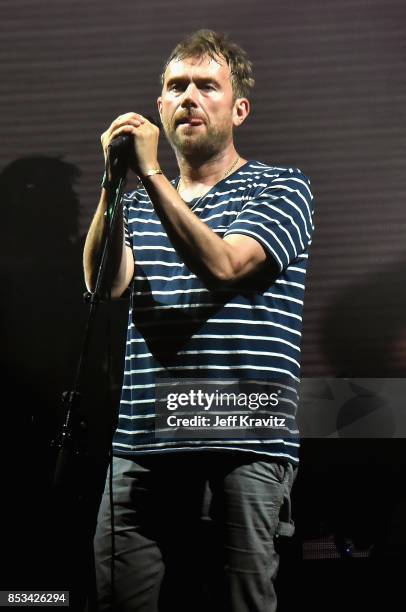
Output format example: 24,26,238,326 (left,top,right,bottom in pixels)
167,82,181,93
